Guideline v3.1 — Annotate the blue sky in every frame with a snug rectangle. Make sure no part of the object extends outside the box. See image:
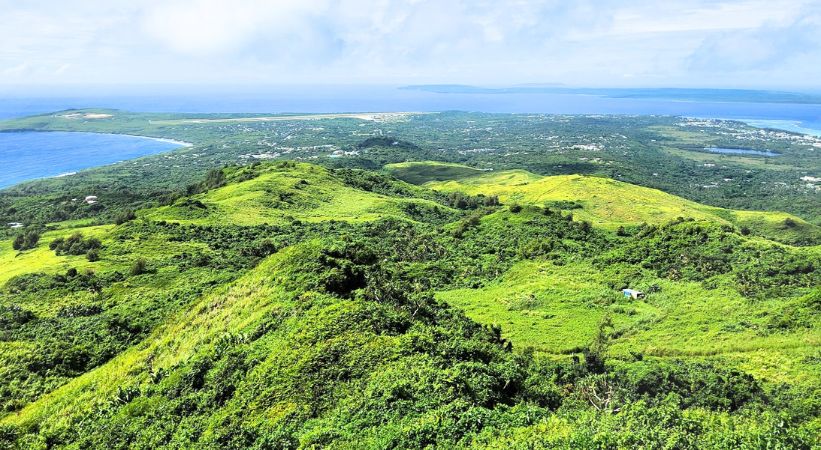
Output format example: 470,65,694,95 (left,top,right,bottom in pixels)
1,0,820,89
